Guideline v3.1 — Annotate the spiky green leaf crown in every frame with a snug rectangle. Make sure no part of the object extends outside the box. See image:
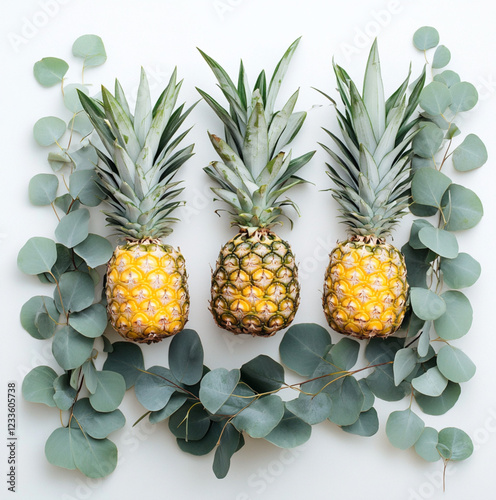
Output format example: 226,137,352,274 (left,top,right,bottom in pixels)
198,38,315,233
323,39,426,238
78,68,195,240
